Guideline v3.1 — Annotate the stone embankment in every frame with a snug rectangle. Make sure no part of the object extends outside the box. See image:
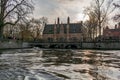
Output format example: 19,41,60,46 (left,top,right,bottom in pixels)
29,42,120,50
0,41,30,49
1,41,120,50
82,42,120,50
